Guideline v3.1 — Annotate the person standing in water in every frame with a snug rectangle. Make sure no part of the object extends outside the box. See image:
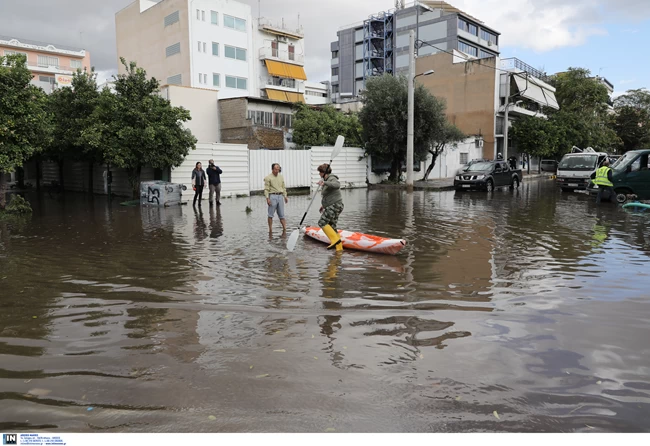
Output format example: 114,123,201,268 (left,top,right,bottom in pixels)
317,163,344,252
191,162,207,207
